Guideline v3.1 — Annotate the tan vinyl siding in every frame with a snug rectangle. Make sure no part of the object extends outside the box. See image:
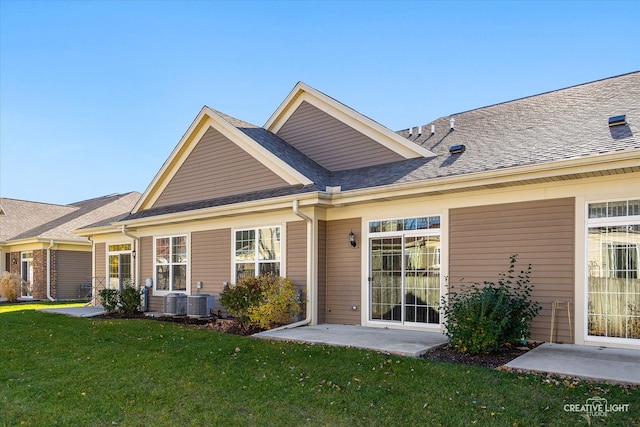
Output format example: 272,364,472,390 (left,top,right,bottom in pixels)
449,198,575,343
325,218,362,325
286,220,307,295
140,236,163,312
94,243,106,286
191,228,231,315
153,127,288,208
55,251,91,300
275,101,404,171
317,220,327,324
